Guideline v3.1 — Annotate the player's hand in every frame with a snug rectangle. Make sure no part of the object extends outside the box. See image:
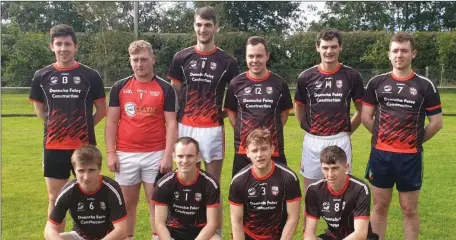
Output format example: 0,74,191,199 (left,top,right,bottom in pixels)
159,156,173,174
107,152,120,172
